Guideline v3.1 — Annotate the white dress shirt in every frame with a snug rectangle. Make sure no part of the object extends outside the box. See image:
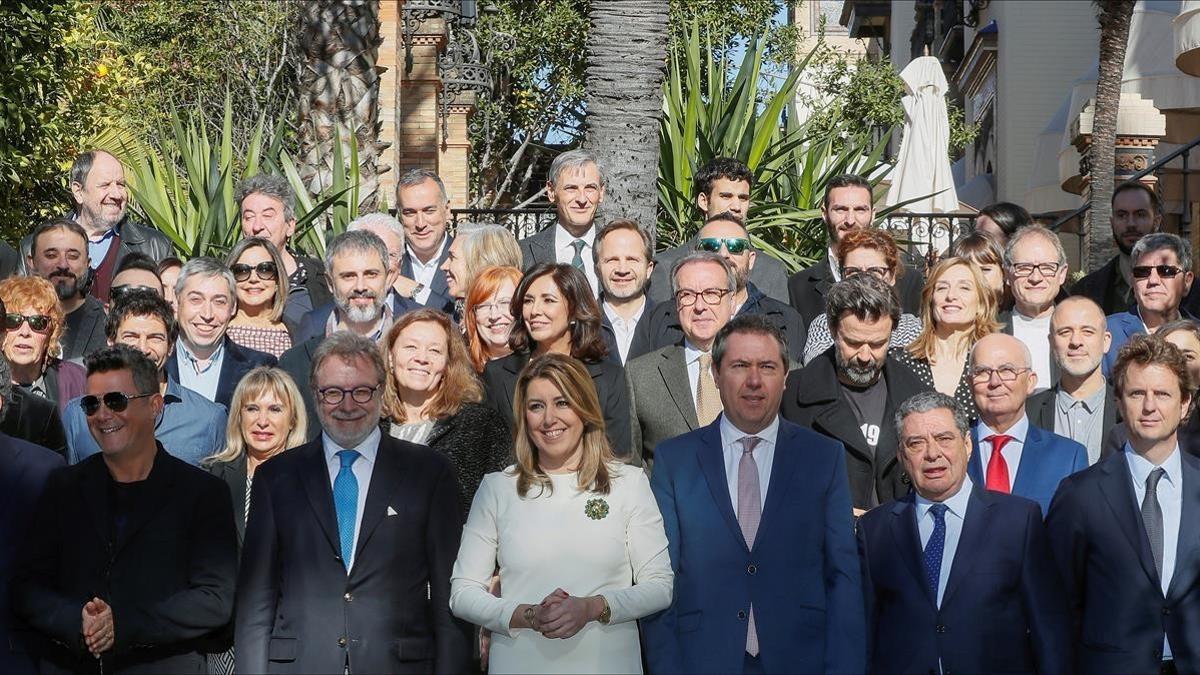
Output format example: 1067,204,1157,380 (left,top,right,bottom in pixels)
1010,311,1053,393
602,297,646,364
1126,444,1182,659
718,413,779,511
976,416,1030,492
322,426,381,570
407,235,449,305
553,223,599,295
915,476,973,607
